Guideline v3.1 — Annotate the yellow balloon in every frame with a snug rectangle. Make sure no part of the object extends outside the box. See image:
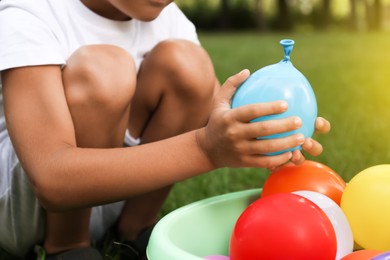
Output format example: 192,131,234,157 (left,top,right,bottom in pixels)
341,164,390,251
